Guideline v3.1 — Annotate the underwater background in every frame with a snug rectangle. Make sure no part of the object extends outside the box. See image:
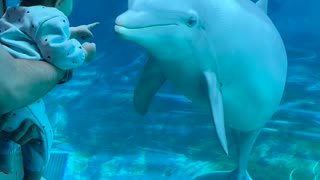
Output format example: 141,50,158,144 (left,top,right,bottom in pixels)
7,0,320,179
